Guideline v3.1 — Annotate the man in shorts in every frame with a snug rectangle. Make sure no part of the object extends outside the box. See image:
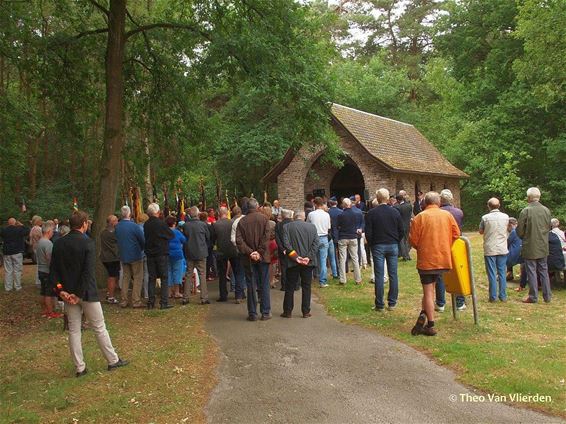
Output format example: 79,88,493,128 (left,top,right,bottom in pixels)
409,192,460,336
100,215,120,304
36,221,62,318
